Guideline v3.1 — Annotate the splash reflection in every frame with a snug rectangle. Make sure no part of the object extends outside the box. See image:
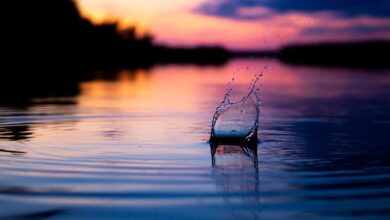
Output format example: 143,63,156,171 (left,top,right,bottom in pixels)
210,141,260,218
